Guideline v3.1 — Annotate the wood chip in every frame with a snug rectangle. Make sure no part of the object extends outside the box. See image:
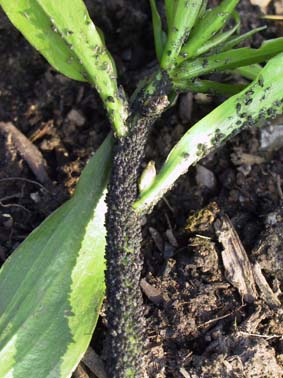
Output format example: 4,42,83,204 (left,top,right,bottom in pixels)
215,215,257,303
0,122,50,184
231,151,265,166
149,227,164,252
140,278,164,305
165,229,178,247
238,306,268,333
82,347,107,378
179,367,191,378
73,364,89,378
253,262,281,307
